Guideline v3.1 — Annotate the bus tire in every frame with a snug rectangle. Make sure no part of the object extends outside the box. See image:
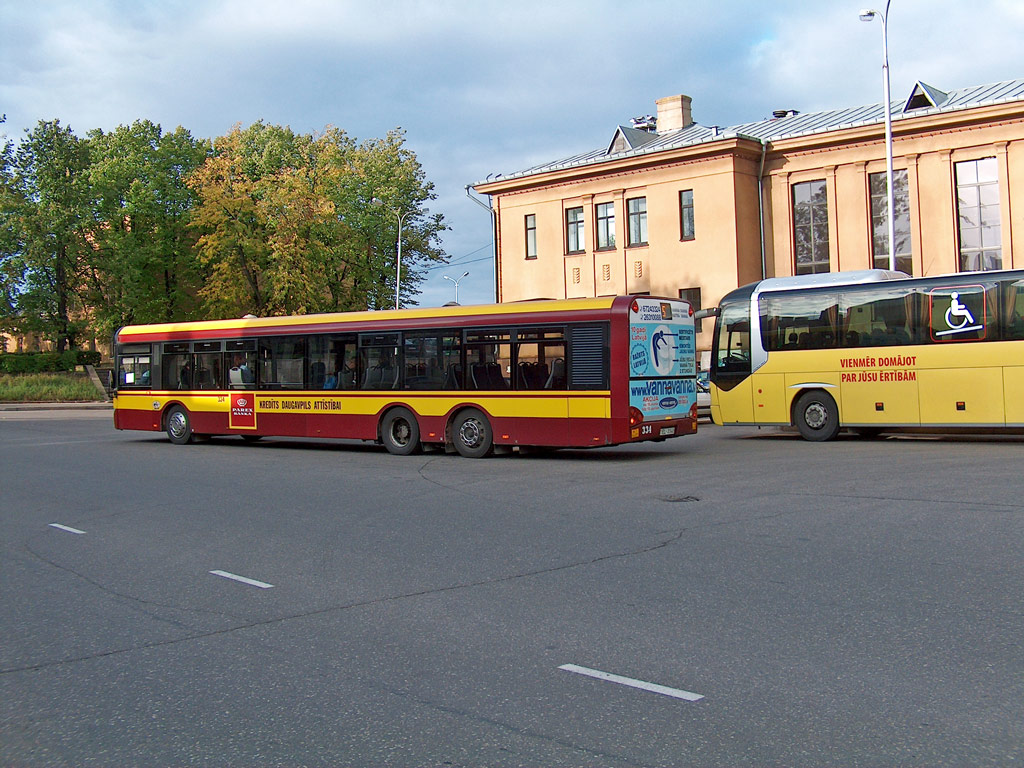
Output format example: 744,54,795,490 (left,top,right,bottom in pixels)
381,408,421,456
793,390,840,442
166,405,194,445
451,408,493,458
